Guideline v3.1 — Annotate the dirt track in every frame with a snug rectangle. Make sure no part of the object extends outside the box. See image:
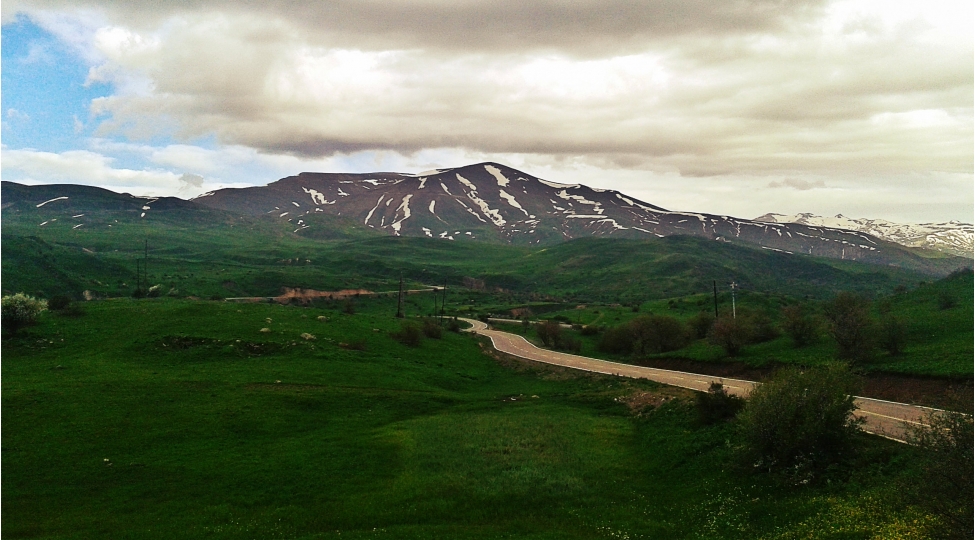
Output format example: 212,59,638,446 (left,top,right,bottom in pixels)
462,318,935,442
